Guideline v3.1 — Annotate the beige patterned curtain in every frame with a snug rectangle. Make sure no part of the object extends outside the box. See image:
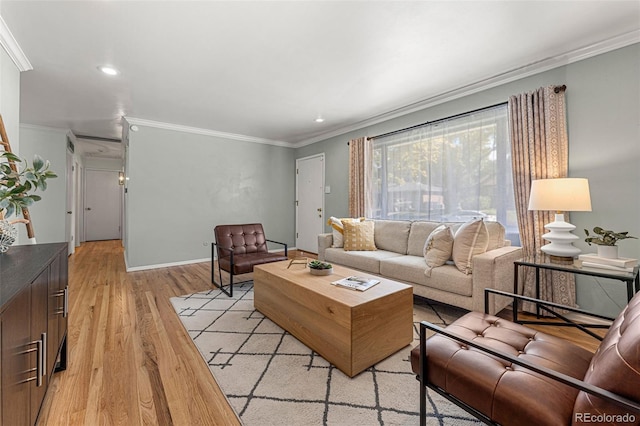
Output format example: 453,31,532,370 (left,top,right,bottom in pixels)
348,137,372,217
509,85,576,310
